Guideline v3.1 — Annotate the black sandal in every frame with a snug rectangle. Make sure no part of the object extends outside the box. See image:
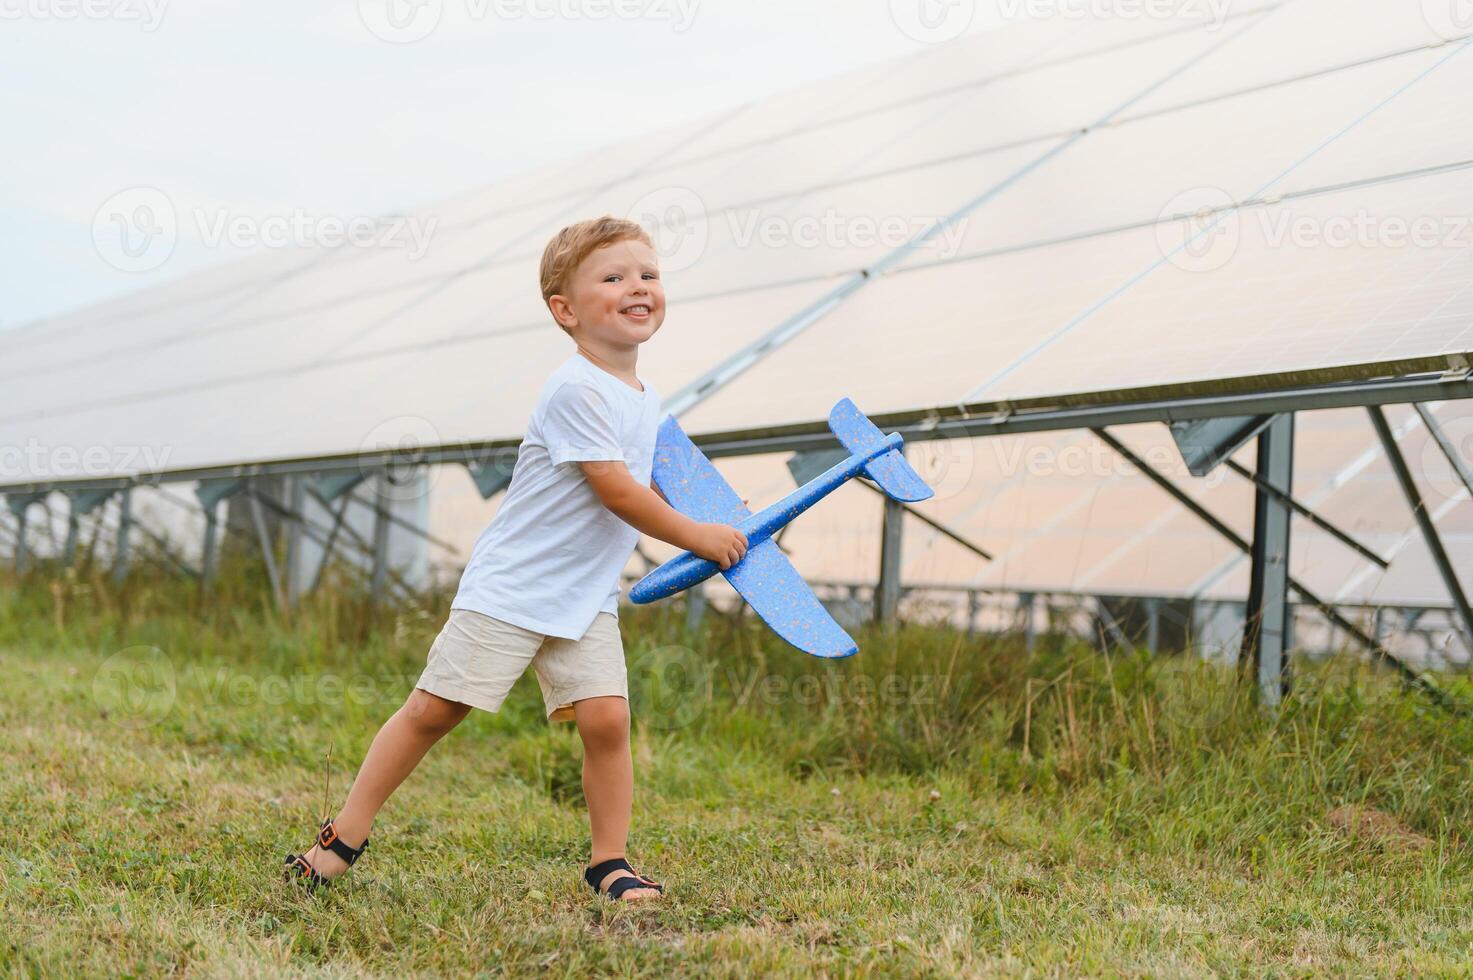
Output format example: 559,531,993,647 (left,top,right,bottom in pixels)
283,818,368,891
584,857,664,901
